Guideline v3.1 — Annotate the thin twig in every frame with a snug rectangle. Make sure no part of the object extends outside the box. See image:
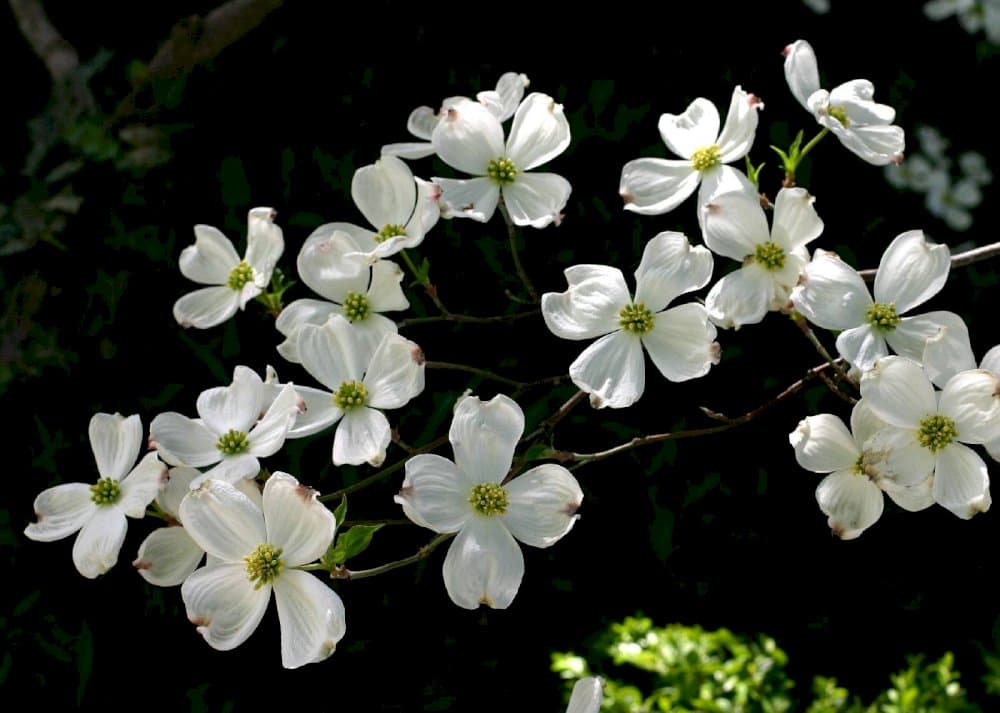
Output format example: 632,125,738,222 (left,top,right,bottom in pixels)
521,389,587,444
398,309,539,328
498,196,539,304
9,0,80,80
857,240,1000,281
328,533,454,580
425,361,564,390
791,312,854,385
